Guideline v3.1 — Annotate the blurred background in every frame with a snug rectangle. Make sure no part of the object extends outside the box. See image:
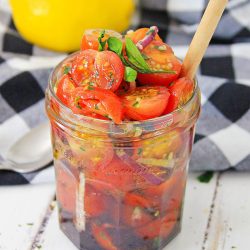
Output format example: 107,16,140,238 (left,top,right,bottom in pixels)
0,0,250,184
